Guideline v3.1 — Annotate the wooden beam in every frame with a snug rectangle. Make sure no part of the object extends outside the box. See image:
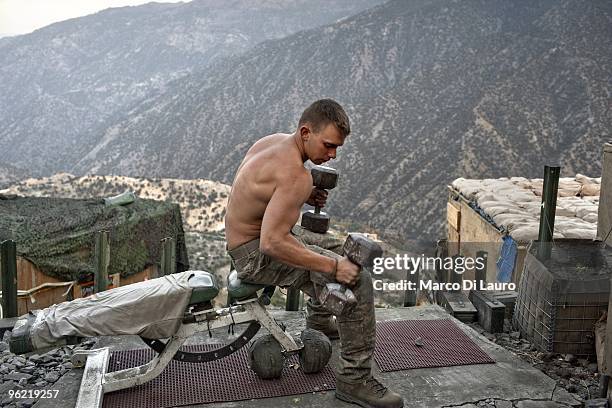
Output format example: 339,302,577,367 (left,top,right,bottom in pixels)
447,202,461,231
